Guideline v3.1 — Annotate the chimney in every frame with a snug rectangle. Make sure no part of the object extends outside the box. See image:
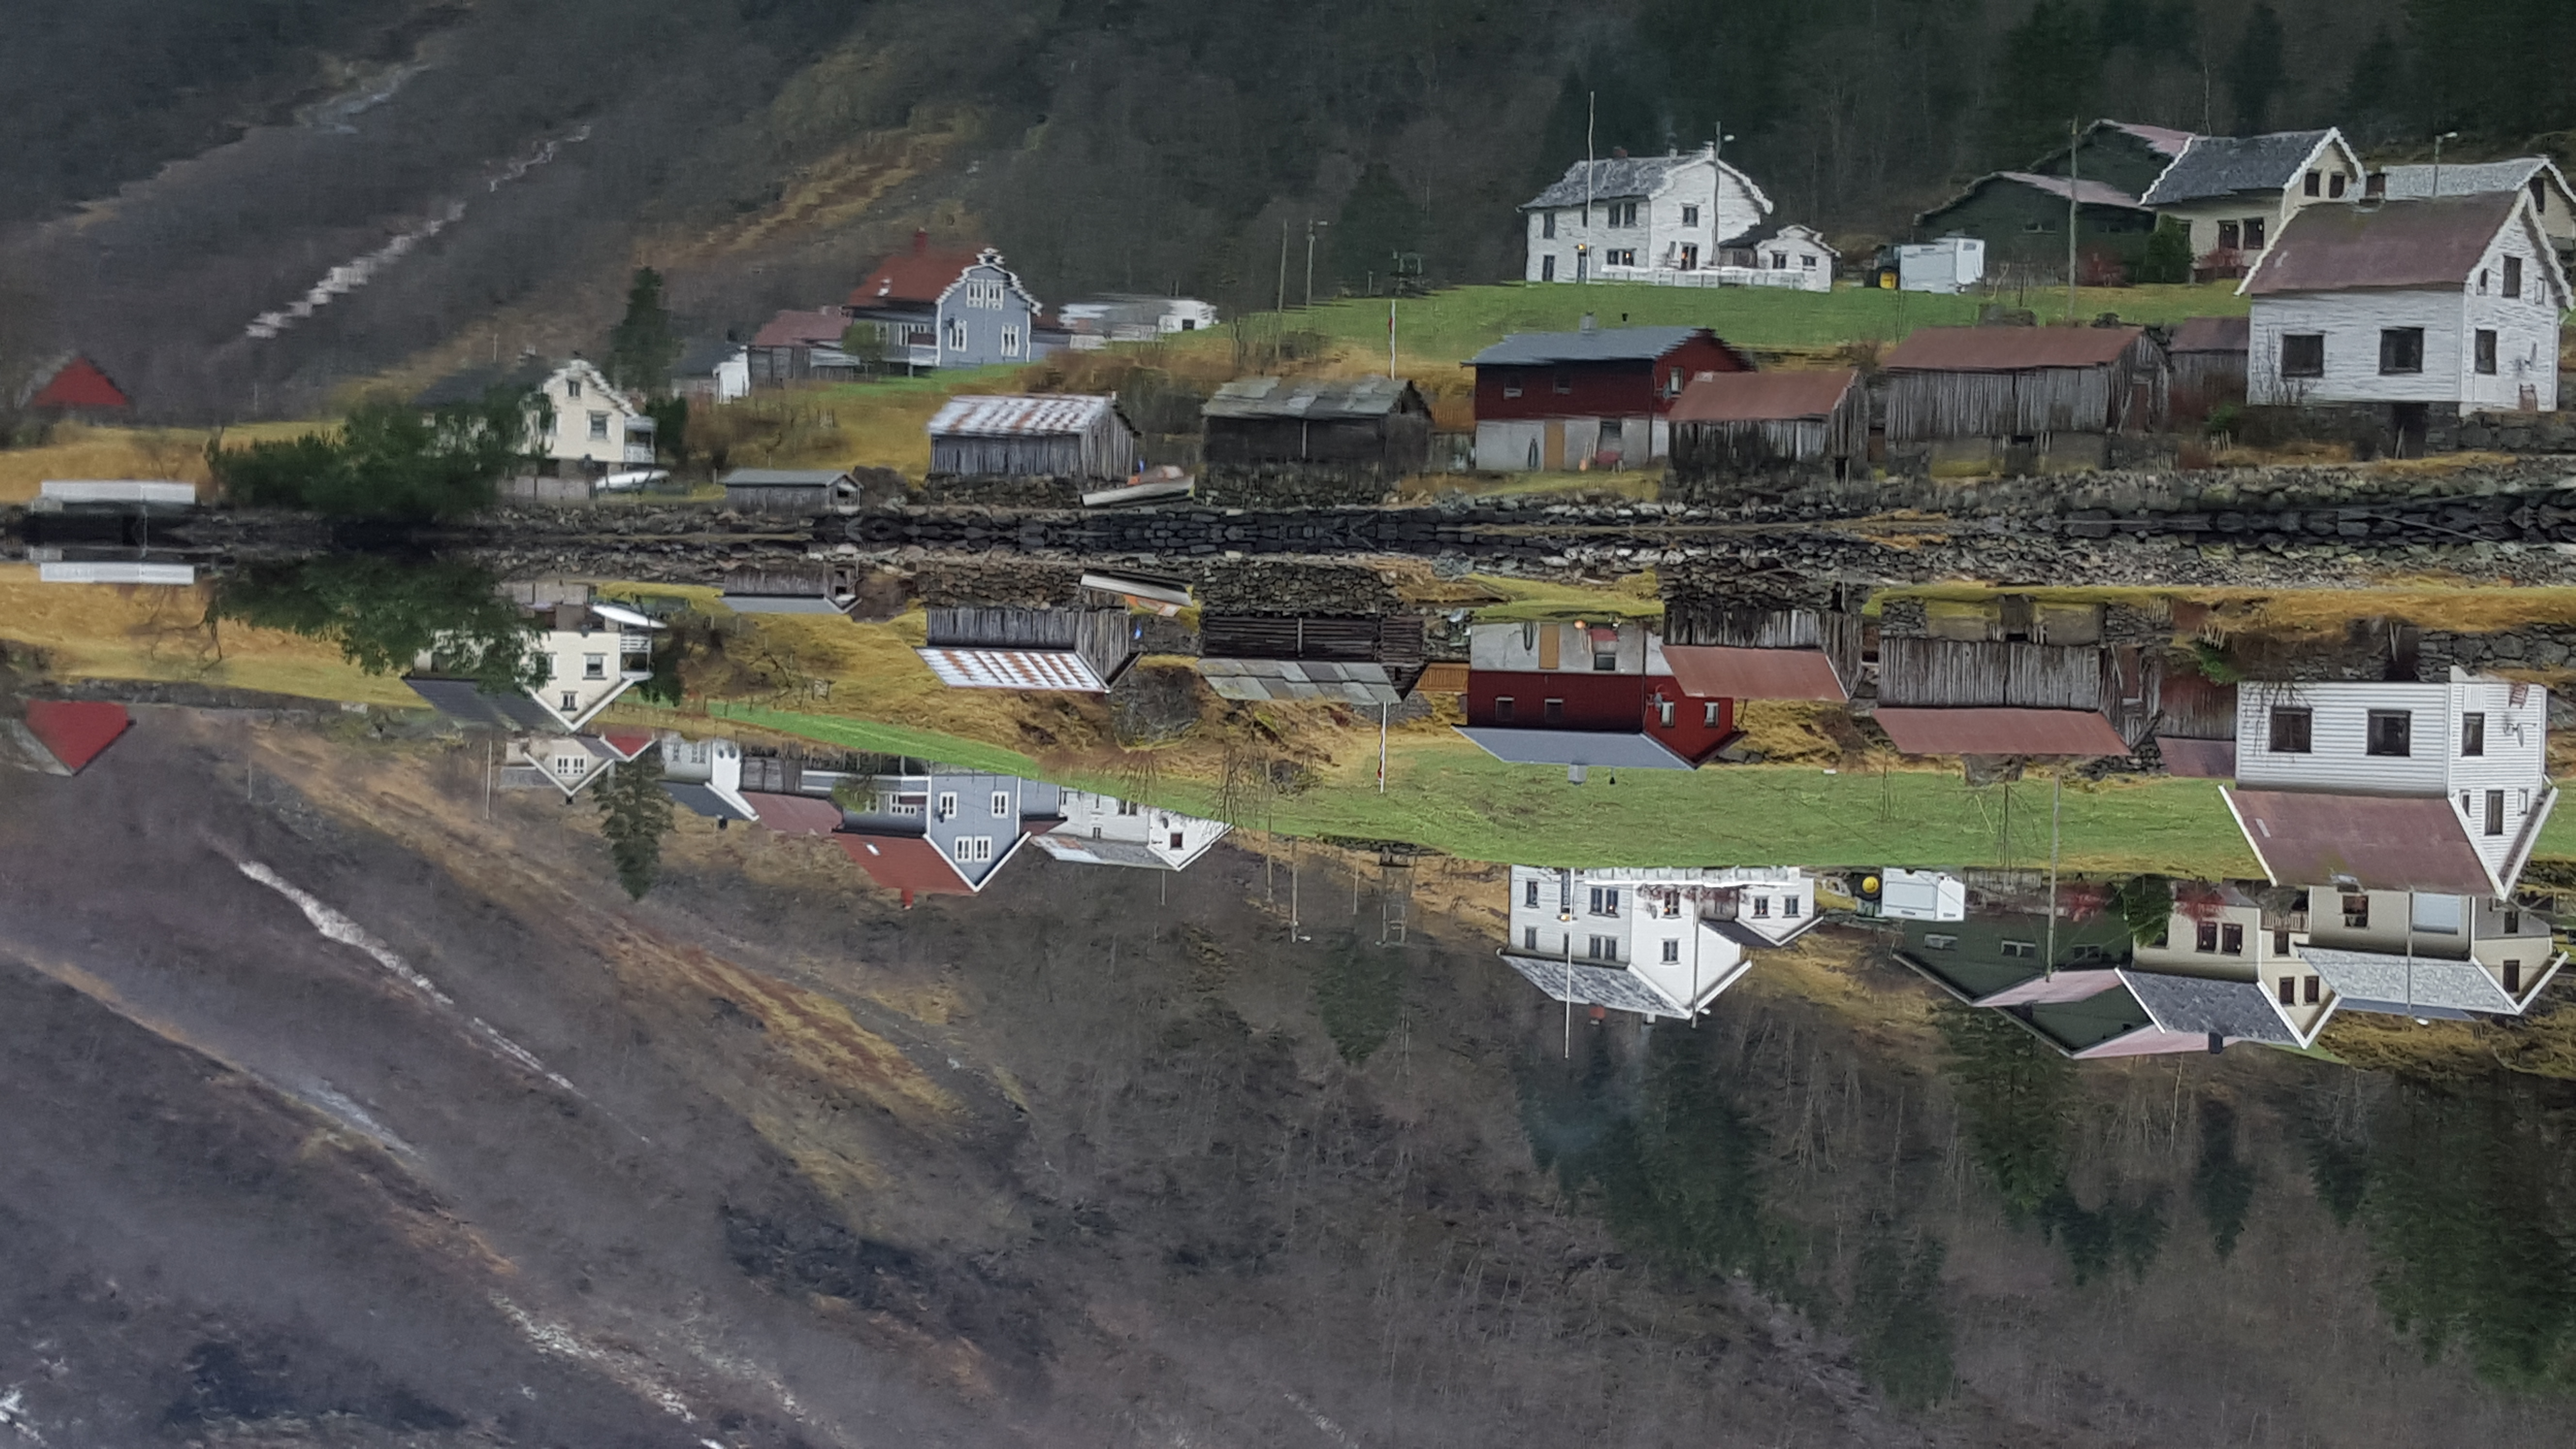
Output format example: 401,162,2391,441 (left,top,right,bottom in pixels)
1579,312,1596,334
912,228,928,255
901,888,916,909
2206,1032,2225,1055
